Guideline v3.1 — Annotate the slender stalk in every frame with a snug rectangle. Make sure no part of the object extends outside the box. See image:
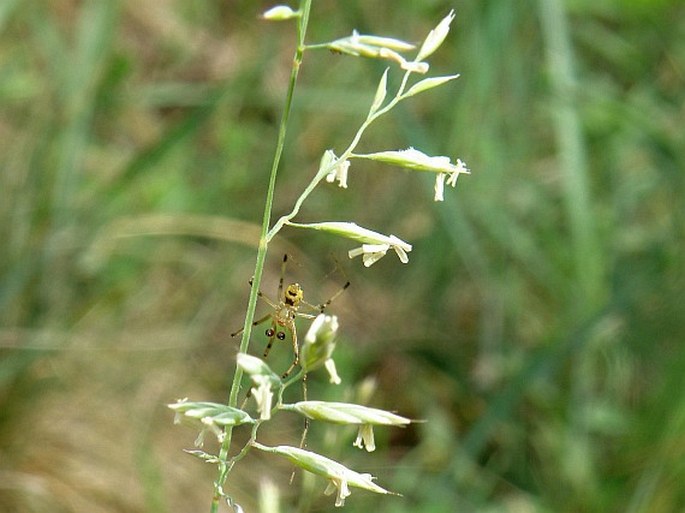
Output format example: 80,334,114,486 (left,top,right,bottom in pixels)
267,69,413,241
210,2,312,511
